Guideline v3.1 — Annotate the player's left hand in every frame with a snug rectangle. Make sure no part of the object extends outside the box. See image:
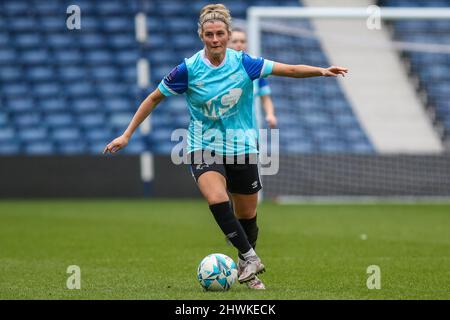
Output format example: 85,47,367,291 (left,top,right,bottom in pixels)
322,66,348,77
